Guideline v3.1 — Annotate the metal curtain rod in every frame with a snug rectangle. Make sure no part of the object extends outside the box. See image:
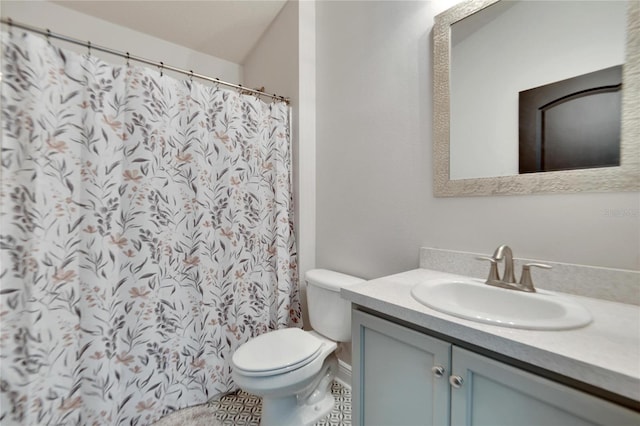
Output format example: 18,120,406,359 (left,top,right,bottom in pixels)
0,17,290,104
